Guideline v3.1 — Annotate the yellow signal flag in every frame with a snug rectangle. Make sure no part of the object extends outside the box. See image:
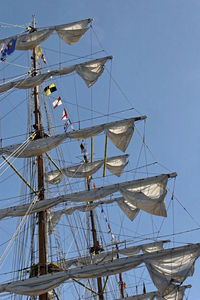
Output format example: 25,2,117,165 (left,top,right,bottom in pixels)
44,83,57,96
36,45,42,59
